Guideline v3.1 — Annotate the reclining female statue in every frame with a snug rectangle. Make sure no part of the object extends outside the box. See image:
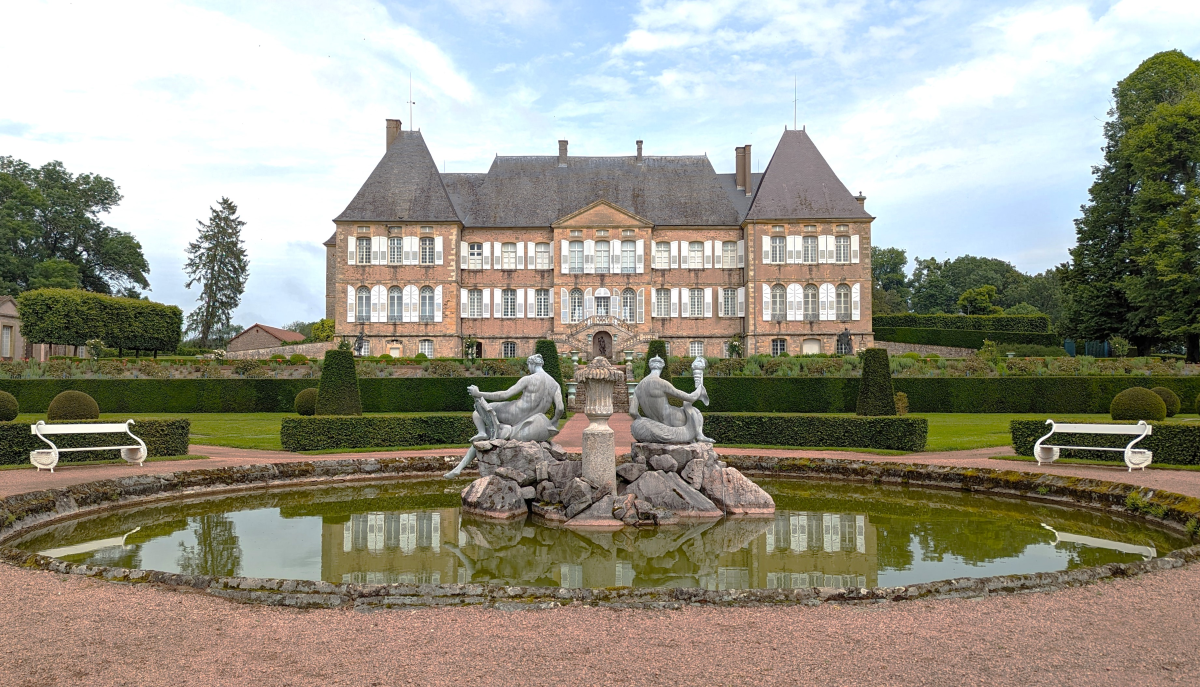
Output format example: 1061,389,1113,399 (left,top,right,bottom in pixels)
630,356,713,444
443,353,565,478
